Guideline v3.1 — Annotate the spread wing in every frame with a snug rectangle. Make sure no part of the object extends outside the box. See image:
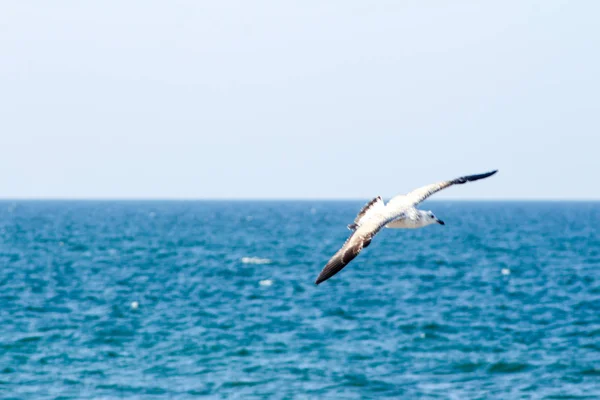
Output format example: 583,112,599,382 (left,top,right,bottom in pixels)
406,170,497,206
347,196,384,230
316,195,391,284
315,231,373,285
